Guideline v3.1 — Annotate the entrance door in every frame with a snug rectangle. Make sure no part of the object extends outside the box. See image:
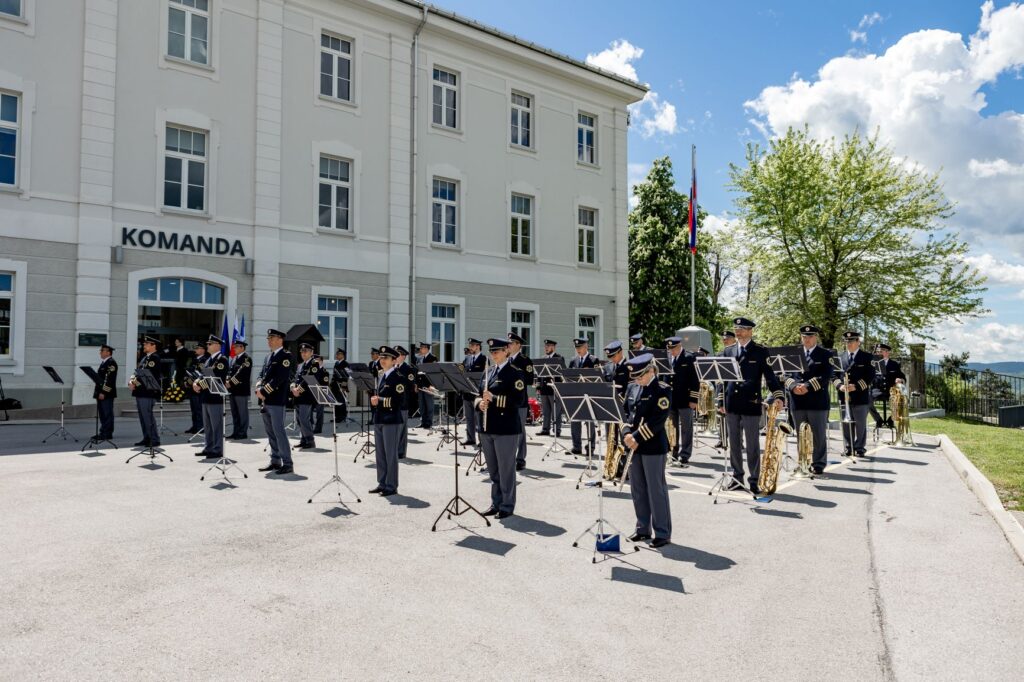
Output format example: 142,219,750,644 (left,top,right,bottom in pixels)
136,276,226,363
